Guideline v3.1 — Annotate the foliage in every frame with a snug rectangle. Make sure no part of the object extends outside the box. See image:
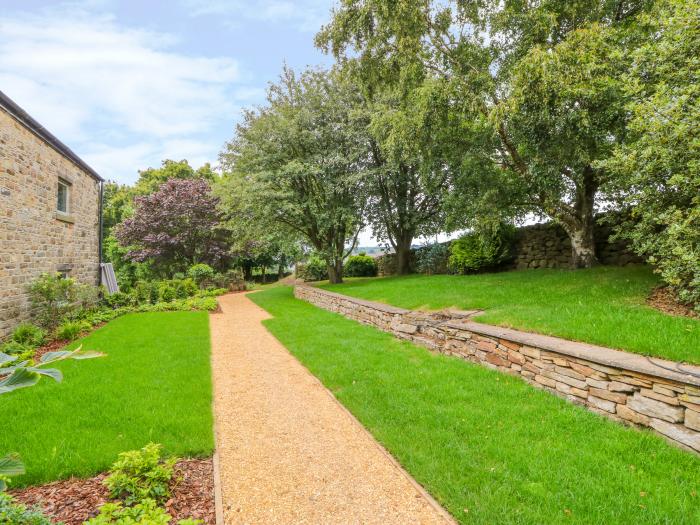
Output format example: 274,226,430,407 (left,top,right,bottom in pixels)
415,243,450,275
0,492,55,525
0,346,104,395
220,66,367,283
187,264,215,287
344,254,378,277
134,159,217,196
601,0,700,309
27,273,79,330
157,283,177,303
85,498,200,525
104,444,176,506
55,320,91,342
448,224,516,274
0,455,23,493
11,324,46,348
115,179,230,275
317,0,651,268
250,286,700,524
296,255,328,282
102,291,134,309
0,341,33,358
